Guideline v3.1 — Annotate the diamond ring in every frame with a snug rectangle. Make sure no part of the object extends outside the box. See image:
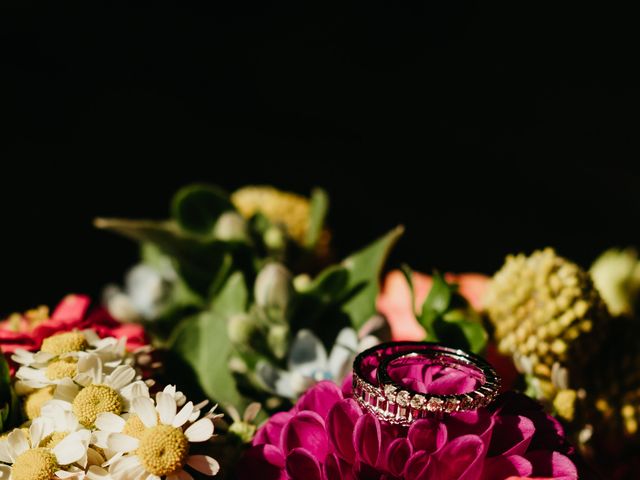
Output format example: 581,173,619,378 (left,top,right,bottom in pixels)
353,342,501,426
